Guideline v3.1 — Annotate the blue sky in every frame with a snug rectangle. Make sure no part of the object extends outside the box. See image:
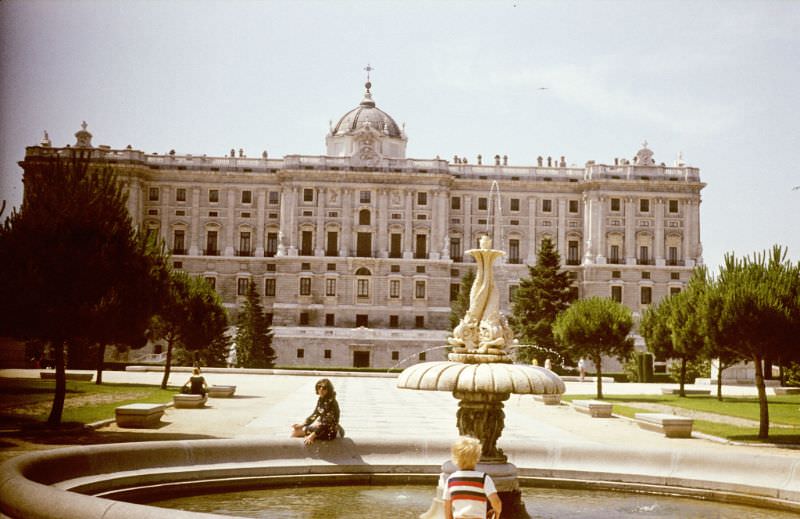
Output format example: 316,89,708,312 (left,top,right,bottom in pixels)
1,0,798,272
